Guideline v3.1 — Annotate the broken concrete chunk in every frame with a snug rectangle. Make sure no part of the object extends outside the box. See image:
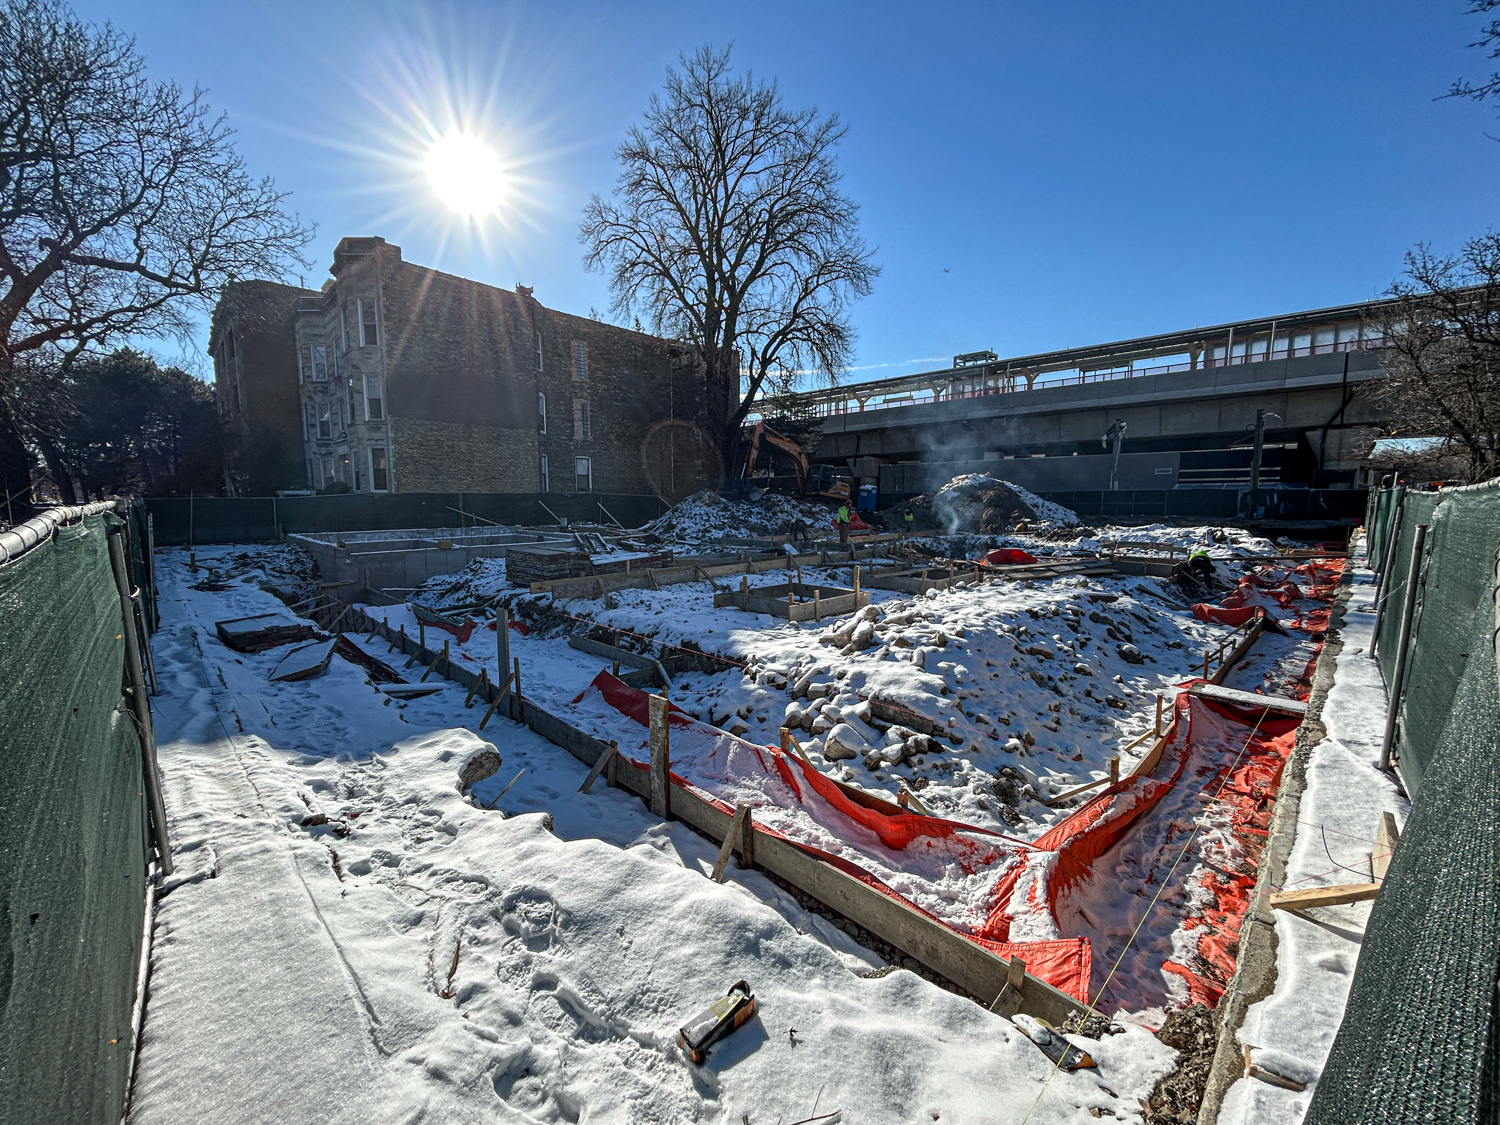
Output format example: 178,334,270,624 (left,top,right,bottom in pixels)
826,722,875,762
1117,643,1144,664
458,747,503,793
